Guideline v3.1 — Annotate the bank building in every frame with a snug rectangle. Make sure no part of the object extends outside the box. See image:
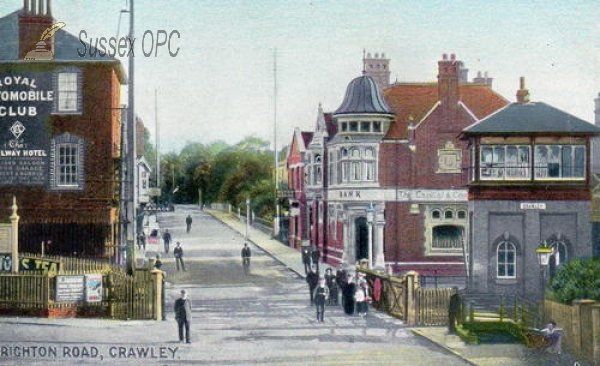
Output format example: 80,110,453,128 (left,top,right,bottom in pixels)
290,53,509,285
0,1,126,259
